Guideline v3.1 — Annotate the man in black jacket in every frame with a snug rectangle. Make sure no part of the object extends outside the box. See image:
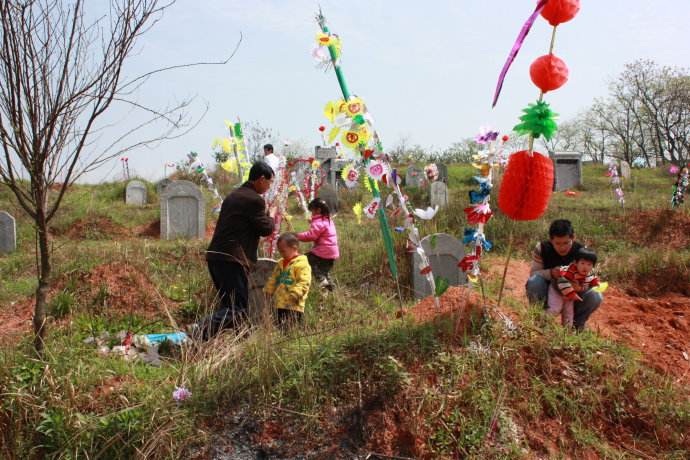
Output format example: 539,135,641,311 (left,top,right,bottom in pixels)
526,219,603,330
202,162,275,337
